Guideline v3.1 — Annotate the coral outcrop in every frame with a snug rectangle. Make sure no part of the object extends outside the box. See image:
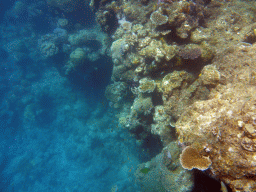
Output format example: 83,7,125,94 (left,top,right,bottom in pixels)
176,44,256,192
97,0,256,191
